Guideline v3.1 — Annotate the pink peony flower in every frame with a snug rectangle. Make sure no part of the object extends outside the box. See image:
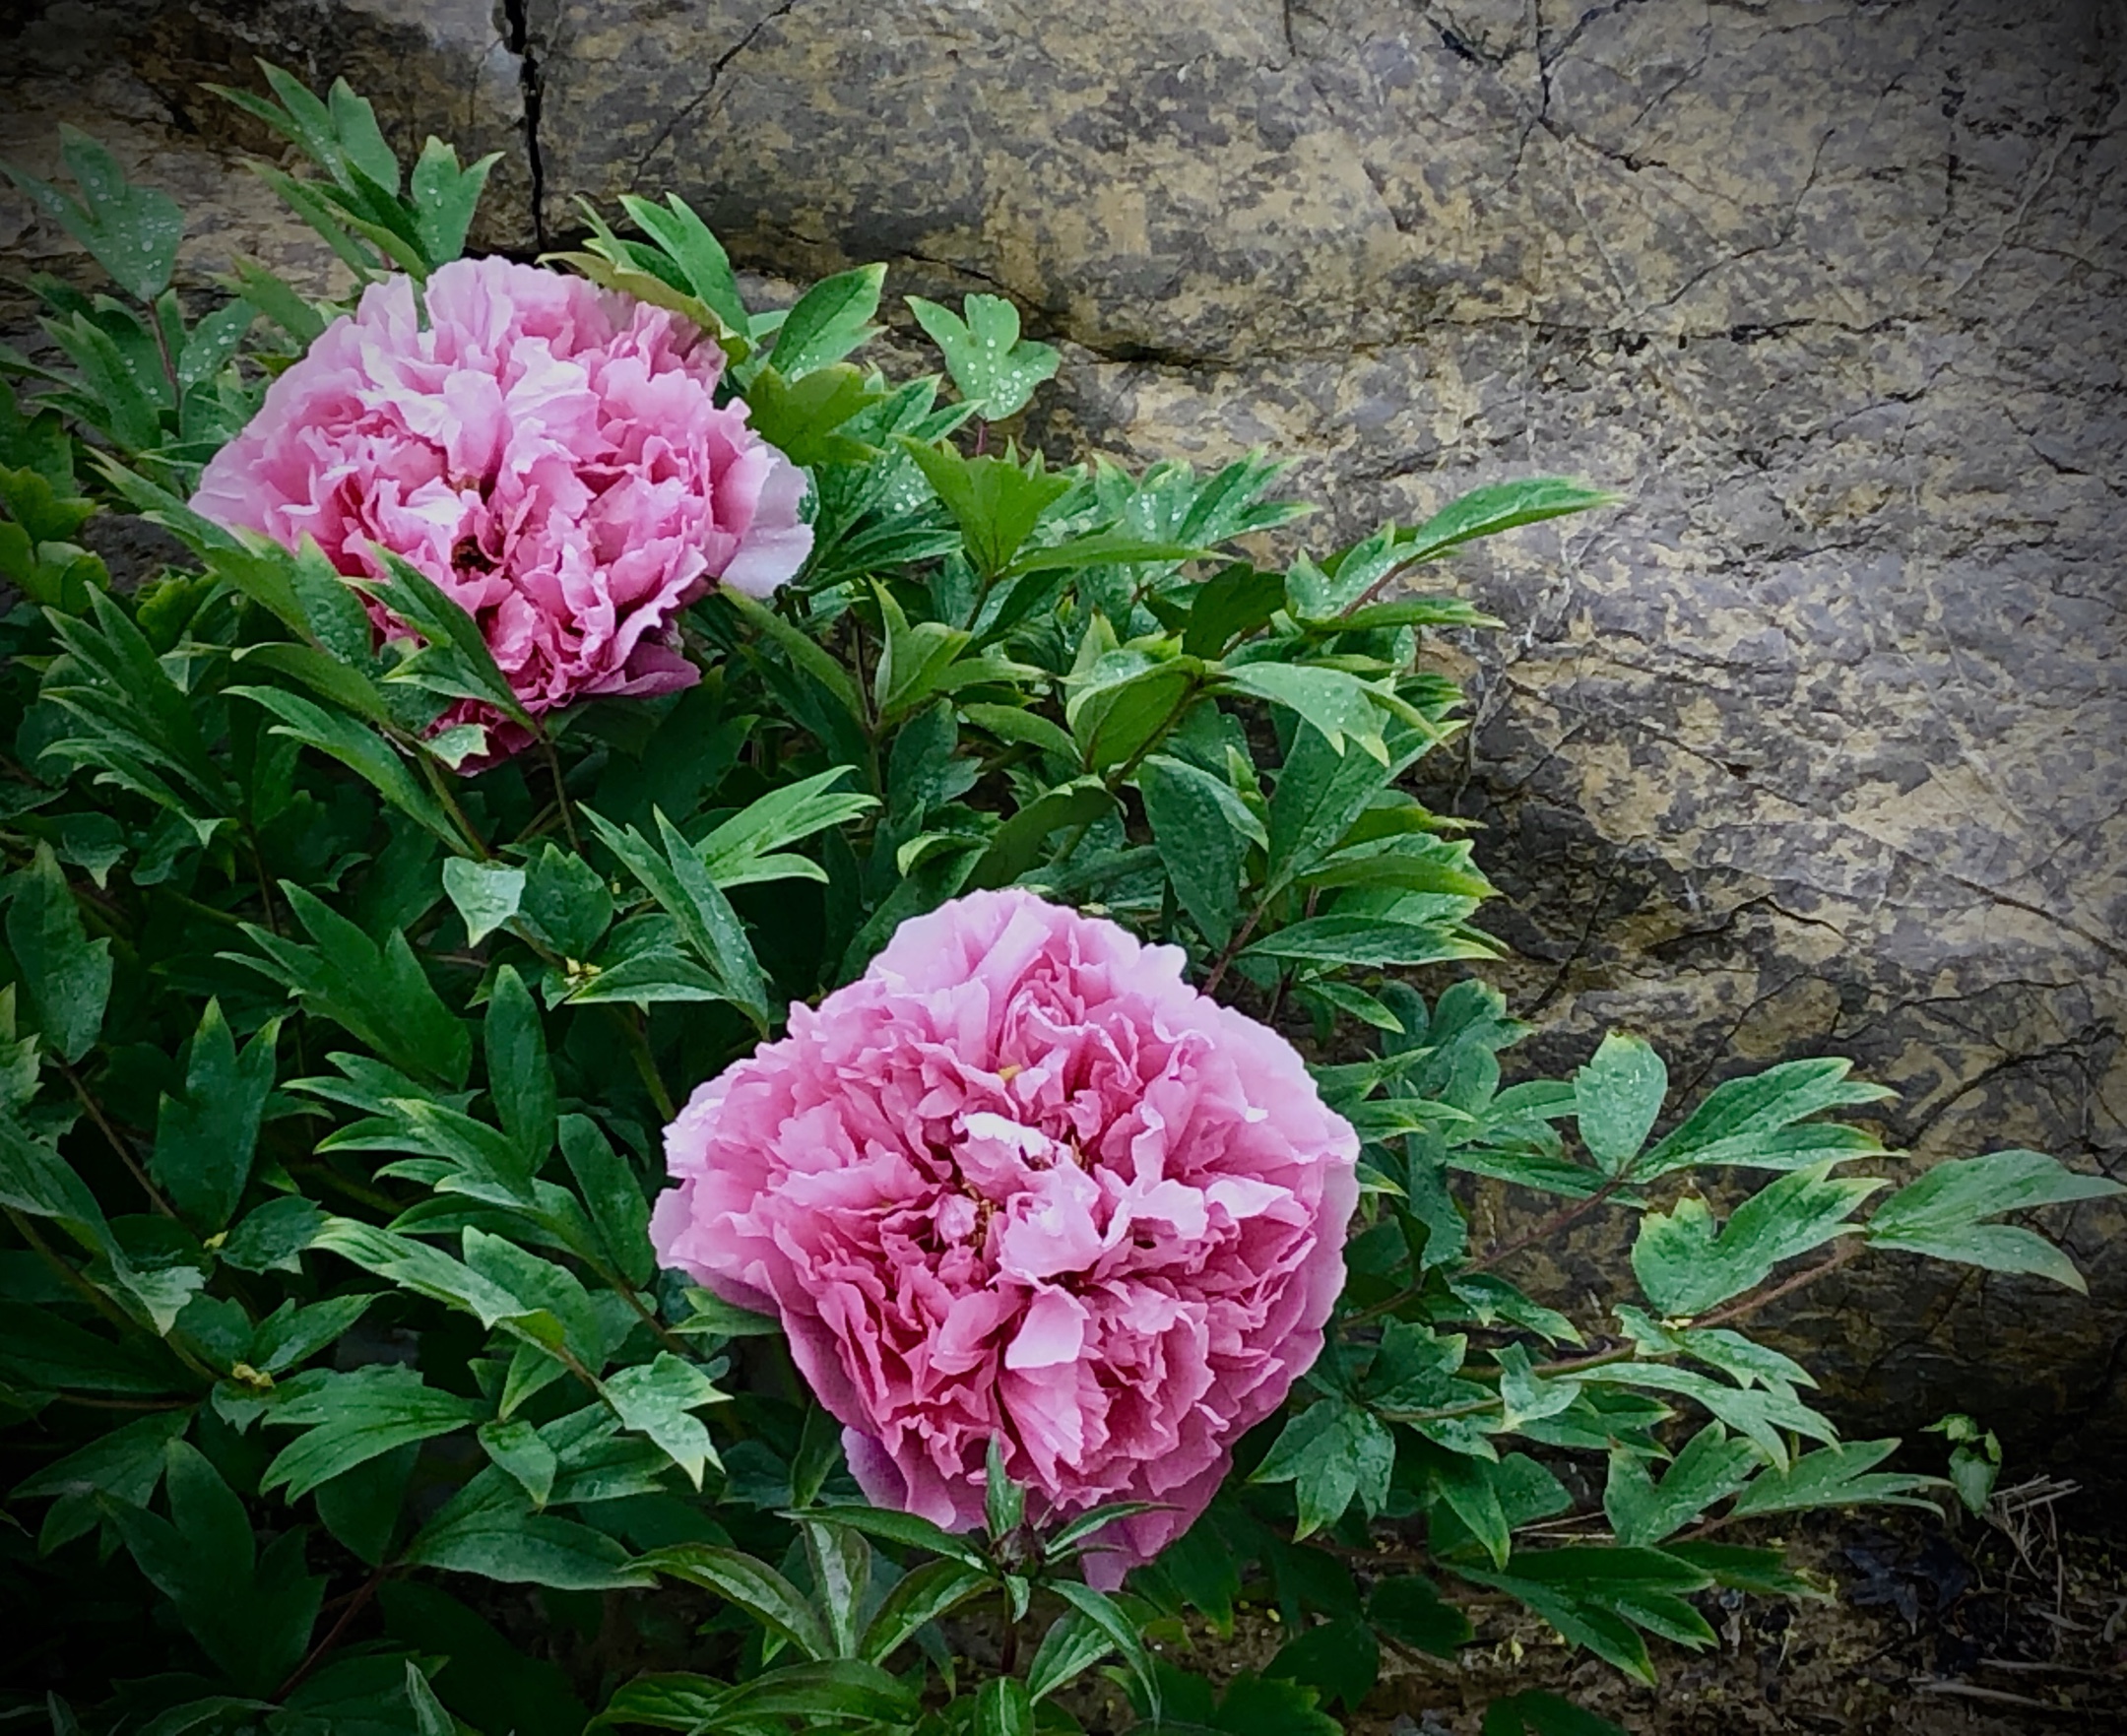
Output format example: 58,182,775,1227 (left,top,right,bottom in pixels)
192,256,810,756
651,889,1360,1583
